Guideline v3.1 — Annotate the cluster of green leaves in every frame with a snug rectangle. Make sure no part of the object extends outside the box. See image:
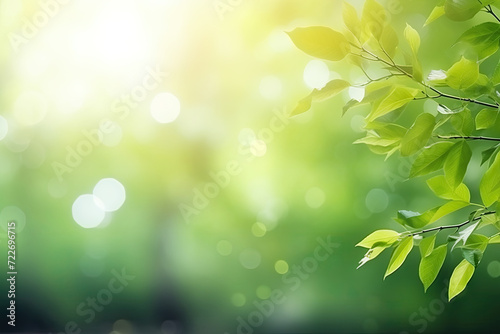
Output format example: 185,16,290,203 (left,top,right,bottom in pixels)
288,0,500,300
